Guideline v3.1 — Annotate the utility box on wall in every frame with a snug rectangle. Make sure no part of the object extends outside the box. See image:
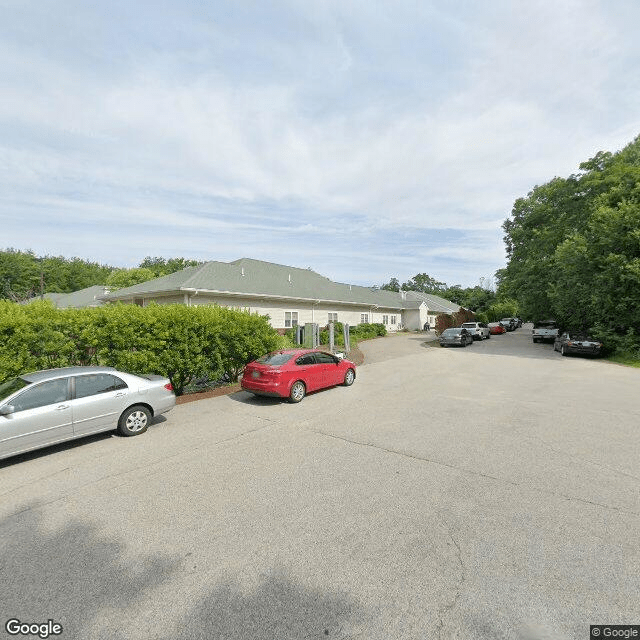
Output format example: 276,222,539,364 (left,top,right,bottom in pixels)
303,323,319,348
